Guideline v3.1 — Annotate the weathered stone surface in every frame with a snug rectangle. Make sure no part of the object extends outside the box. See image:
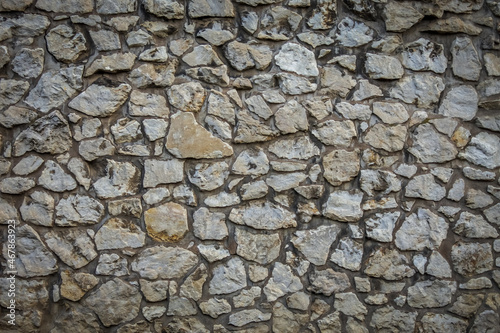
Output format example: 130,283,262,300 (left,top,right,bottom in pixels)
364,124,407,152
421,17,482,35
452,36,481,81
12,48,44,79
36,0,93,13
278,73,318,94
229,309,271,327
13,155,44,176
258,6,302,41
234,228,279,264
193,208,228,240
372,102,409,124
128,90,169,117
143,159,184,188
144,202,188,242
365,211,400,242
275,100,309,134
390,73,444,108
14,111,72,157
335,102,371,120
128,62,177,87
166,112,233,158
405,174,446,201
143,0,184,19
365,248,415,280
69,82,131,117
409,124,458,163
323,190,363,222
55,194,104,226
97,0,136,14
164,318,209,333
312,120,356,146
188,161,229,191
85,53,136,76
60,270,98,301
309,268,350,295
224,41,272,71
78,138,115,162
167,82,206,112
275,43,318,76
232,149,269,176
20,191,54,226
454,211,498,238
188,0,234,18
336,17,373,47
2,225,58,277
95,217,145,250
365,53,404,79
209,257,247,295
461,132,500,169
0,177,35,194
266,172,307,192
264,262,303,301
330,237,363,271
408,280,456,308
292,225,340,265
370,306,417,332
451,242,493,276
320,66,357,97
470,310,500,333
0,278,48,310
38,161,77,192
395,208,448,251
360,170,401,197
229,200,296,230
438,85,478,120
93,160,140,199
269,136,320,160
84,278,141,327
25,66,83,112
46,25,87,63
402,38,447,73
132,246,197,279
383,1,423,32
0,106,37,129
96,253,129,276
449,294,484,318
200,298,231,318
